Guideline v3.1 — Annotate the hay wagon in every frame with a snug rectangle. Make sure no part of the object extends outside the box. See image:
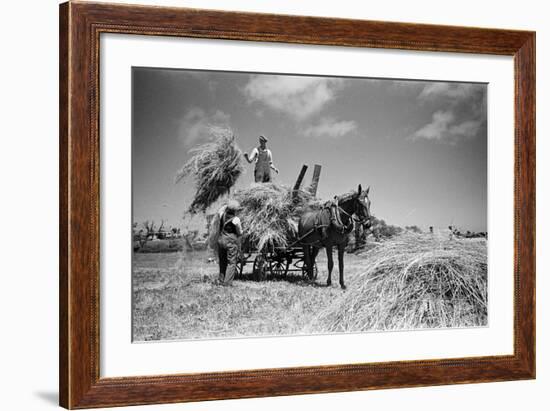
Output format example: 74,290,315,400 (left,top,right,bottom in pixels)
236,239,318,282
235,163,322,281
